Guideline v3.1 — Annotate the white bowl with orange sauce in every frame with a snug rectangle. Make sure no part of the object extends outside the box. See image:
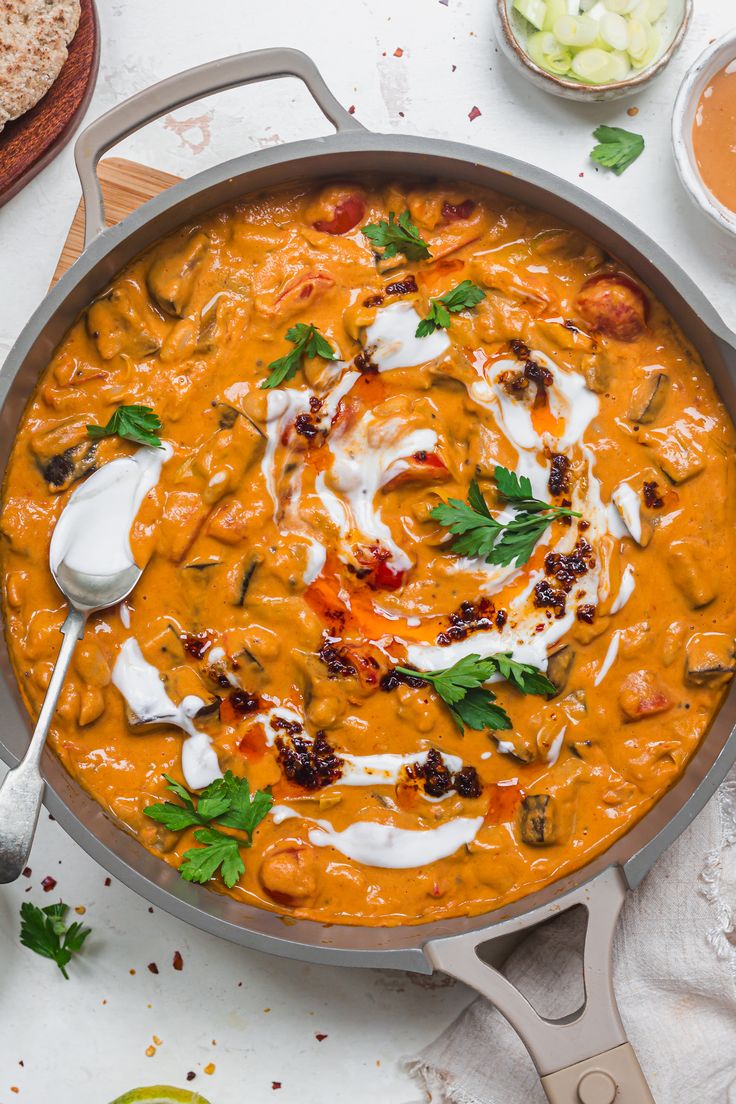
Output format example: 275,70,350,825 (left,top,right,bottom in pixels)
673,31,736,237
